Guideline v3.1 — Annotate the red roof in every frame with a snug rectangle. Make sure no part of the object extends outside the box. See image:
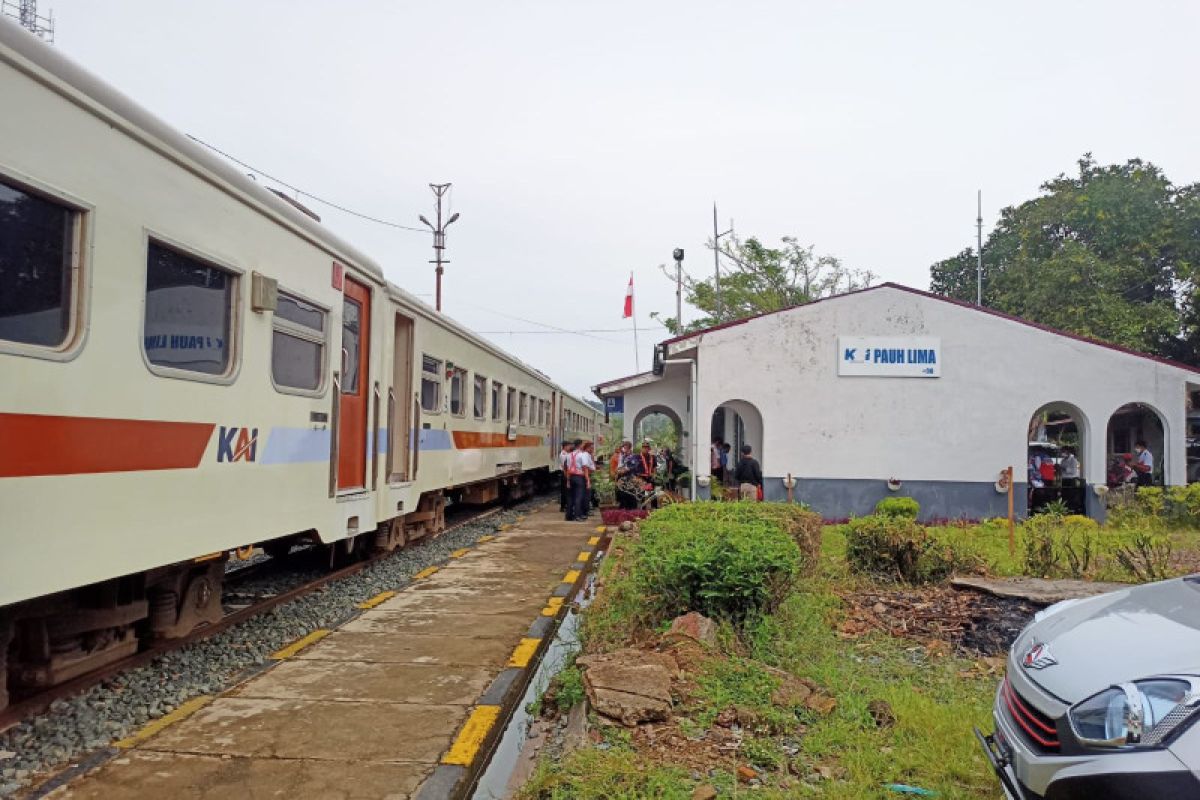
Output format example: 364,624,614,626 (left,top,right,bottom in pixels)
660,282,1200,376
